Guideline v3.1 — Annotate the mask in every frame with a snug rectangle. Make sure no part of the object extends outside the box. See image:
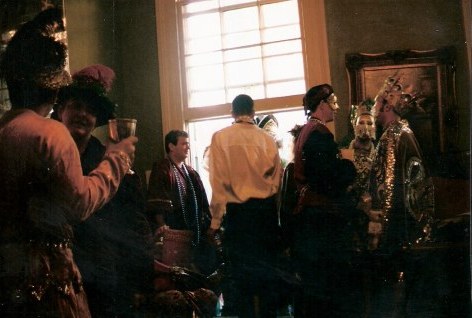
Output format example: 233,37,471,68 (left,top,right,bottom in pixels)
355,114,375,141
326,93,340,111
